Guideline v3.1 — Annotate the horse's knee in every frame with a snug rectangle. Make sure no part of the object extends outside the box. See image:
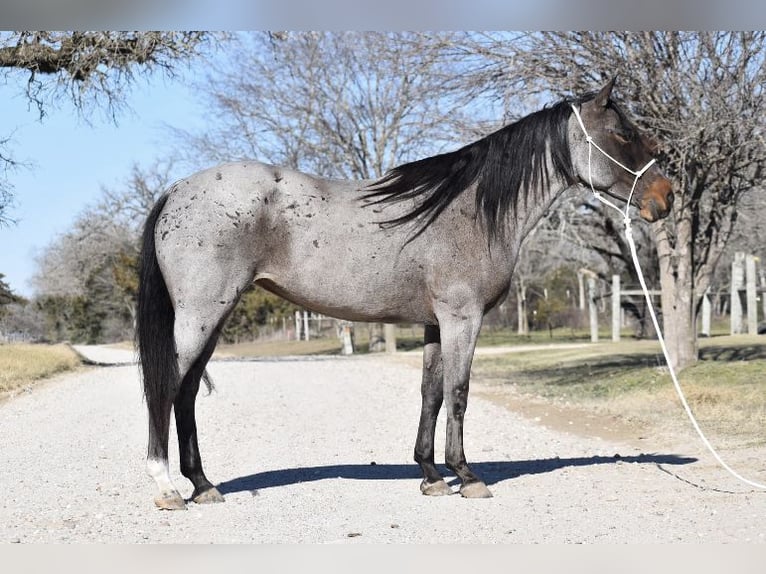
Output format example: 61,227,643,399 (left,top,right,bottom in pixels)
445,386,468,416
423,347,441,372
